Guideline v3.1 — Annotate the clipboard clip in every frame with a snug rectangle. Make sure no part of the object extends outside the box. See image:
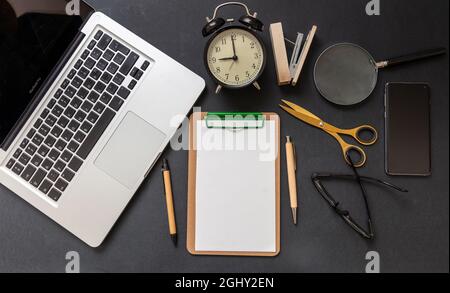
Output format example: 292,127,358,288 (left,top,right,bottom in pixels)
206,112,265,129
